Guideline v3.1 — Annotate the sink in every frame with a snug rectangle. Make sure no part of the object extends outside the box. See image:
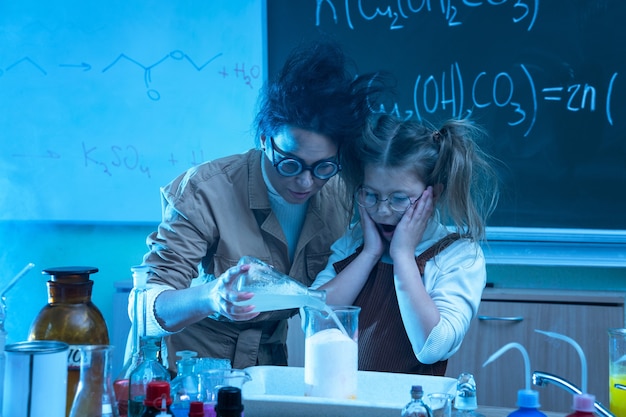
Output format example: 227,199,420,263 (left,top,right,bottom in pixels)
242,365,456,417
